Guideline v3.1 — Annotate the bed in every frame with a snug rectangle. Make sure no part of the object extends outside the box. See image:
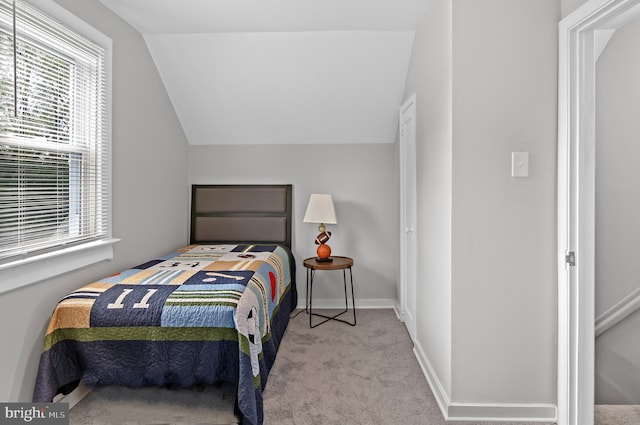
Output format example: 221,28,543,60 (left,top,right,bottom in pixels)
33,184,296,425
